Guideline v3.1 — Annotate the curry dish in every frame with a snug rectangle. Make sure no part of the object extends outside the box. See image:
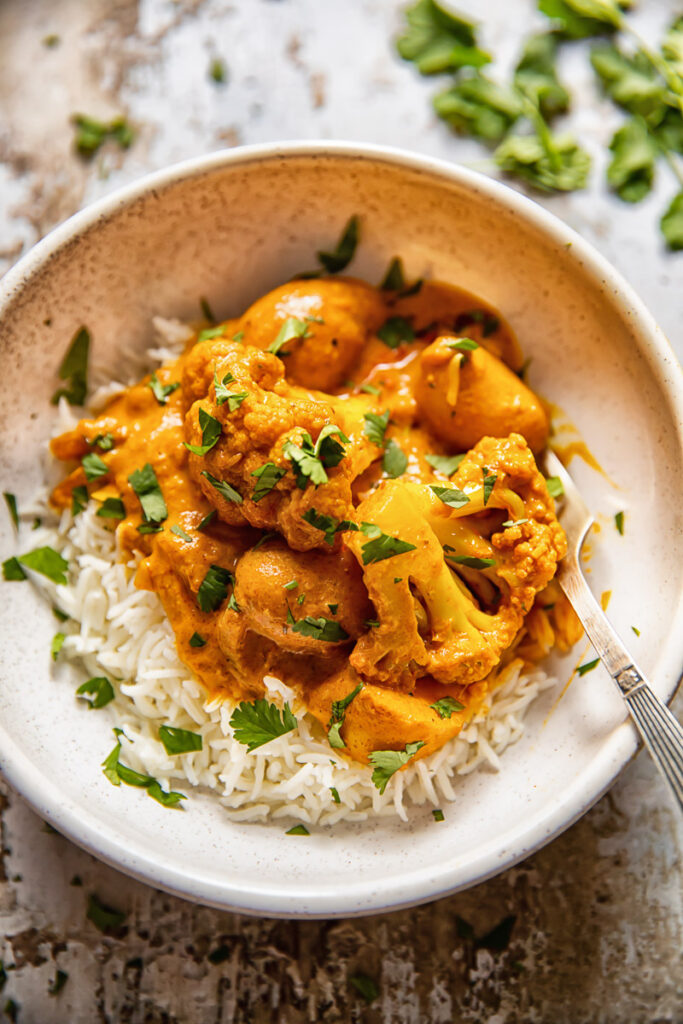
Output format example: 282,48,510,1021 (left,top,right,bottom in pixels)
50,276,581,765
